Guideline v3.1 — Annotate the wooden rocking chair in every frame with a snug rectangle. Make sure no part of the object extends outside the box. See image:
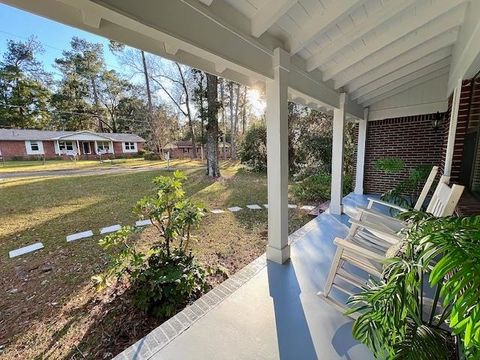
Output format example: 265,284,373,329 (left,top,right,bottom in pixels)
319,181,465,314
